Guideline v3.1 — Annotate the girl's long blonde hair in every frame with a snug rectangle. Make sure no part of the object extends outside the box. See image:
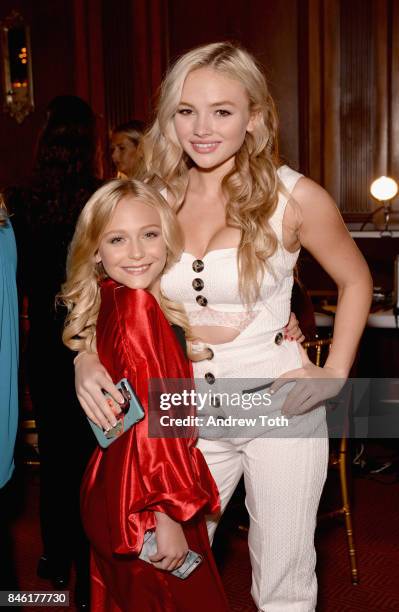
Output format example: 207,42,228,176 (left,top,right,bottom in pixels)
59,179,209,360
143,41,282,305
